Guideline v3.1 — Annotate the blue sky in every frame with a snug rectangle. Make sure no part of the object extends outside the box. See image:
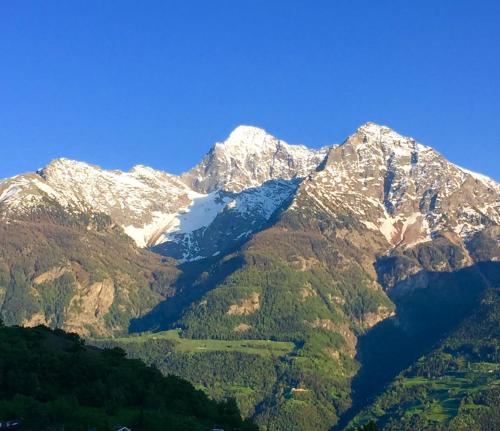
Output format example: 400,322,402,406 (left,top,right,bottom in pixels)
1,0,499,180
